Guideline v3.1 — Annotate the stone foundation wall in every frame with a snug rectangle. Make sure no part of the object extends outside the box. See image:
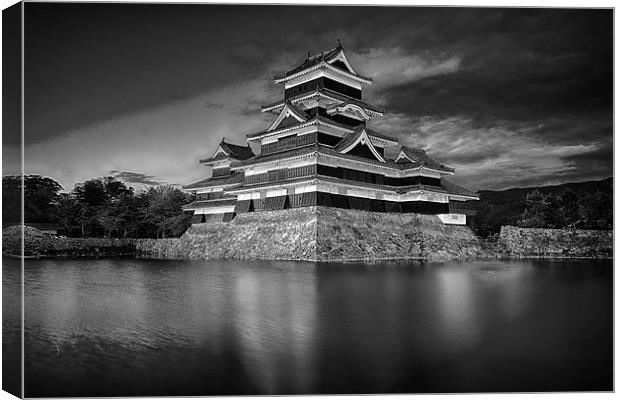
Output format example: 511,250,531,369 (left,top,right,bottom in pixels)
136,207,483,262
137,207,318,260
314,207,481,261
498,226,613,258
